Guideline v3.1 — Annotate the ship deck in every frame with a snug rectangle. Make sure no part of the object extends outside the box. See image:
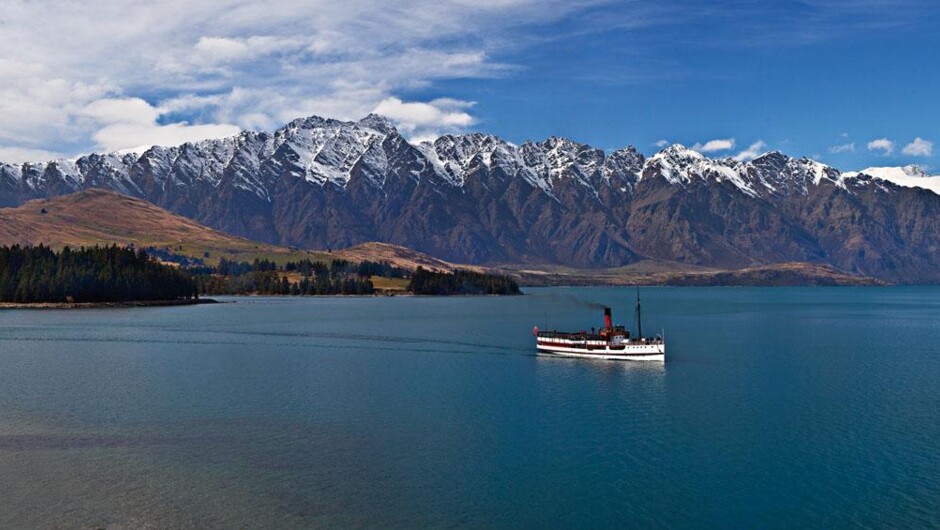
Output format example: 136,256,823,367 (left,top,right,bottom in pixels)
536,330,663,345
